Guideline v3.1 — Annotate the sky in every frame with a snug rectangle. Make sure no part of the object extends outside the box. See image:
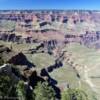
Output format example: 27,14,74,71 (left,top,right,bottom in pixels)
0,0,100,10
